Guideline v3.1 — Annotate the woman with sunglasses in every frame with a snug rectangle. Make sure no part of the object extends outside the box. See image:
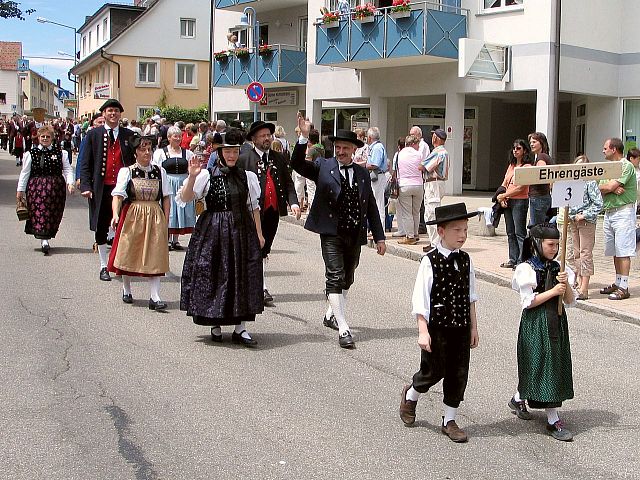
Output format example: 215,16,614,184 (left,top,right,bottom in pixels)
16,125,75,255
497,139,532,268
